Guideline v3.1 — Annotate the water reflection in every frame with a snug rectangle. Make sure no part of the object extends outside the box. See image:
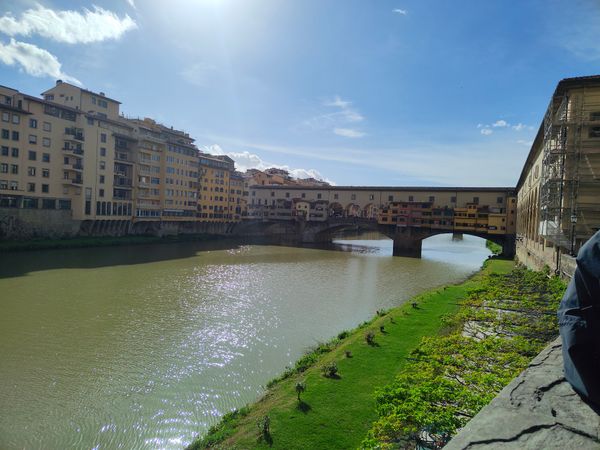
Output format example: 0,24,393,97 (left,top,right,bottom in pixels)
0,233,490,449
